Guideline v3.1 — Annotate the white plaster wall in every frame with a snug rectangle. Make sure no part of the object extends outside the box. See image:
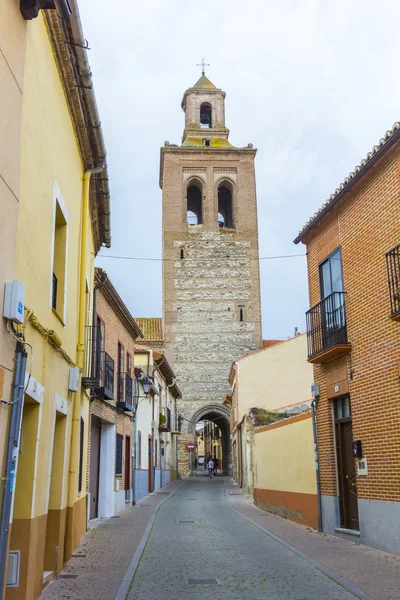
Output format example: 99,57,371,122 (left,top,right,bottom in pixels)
236,334,313,422
98,423,115,518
